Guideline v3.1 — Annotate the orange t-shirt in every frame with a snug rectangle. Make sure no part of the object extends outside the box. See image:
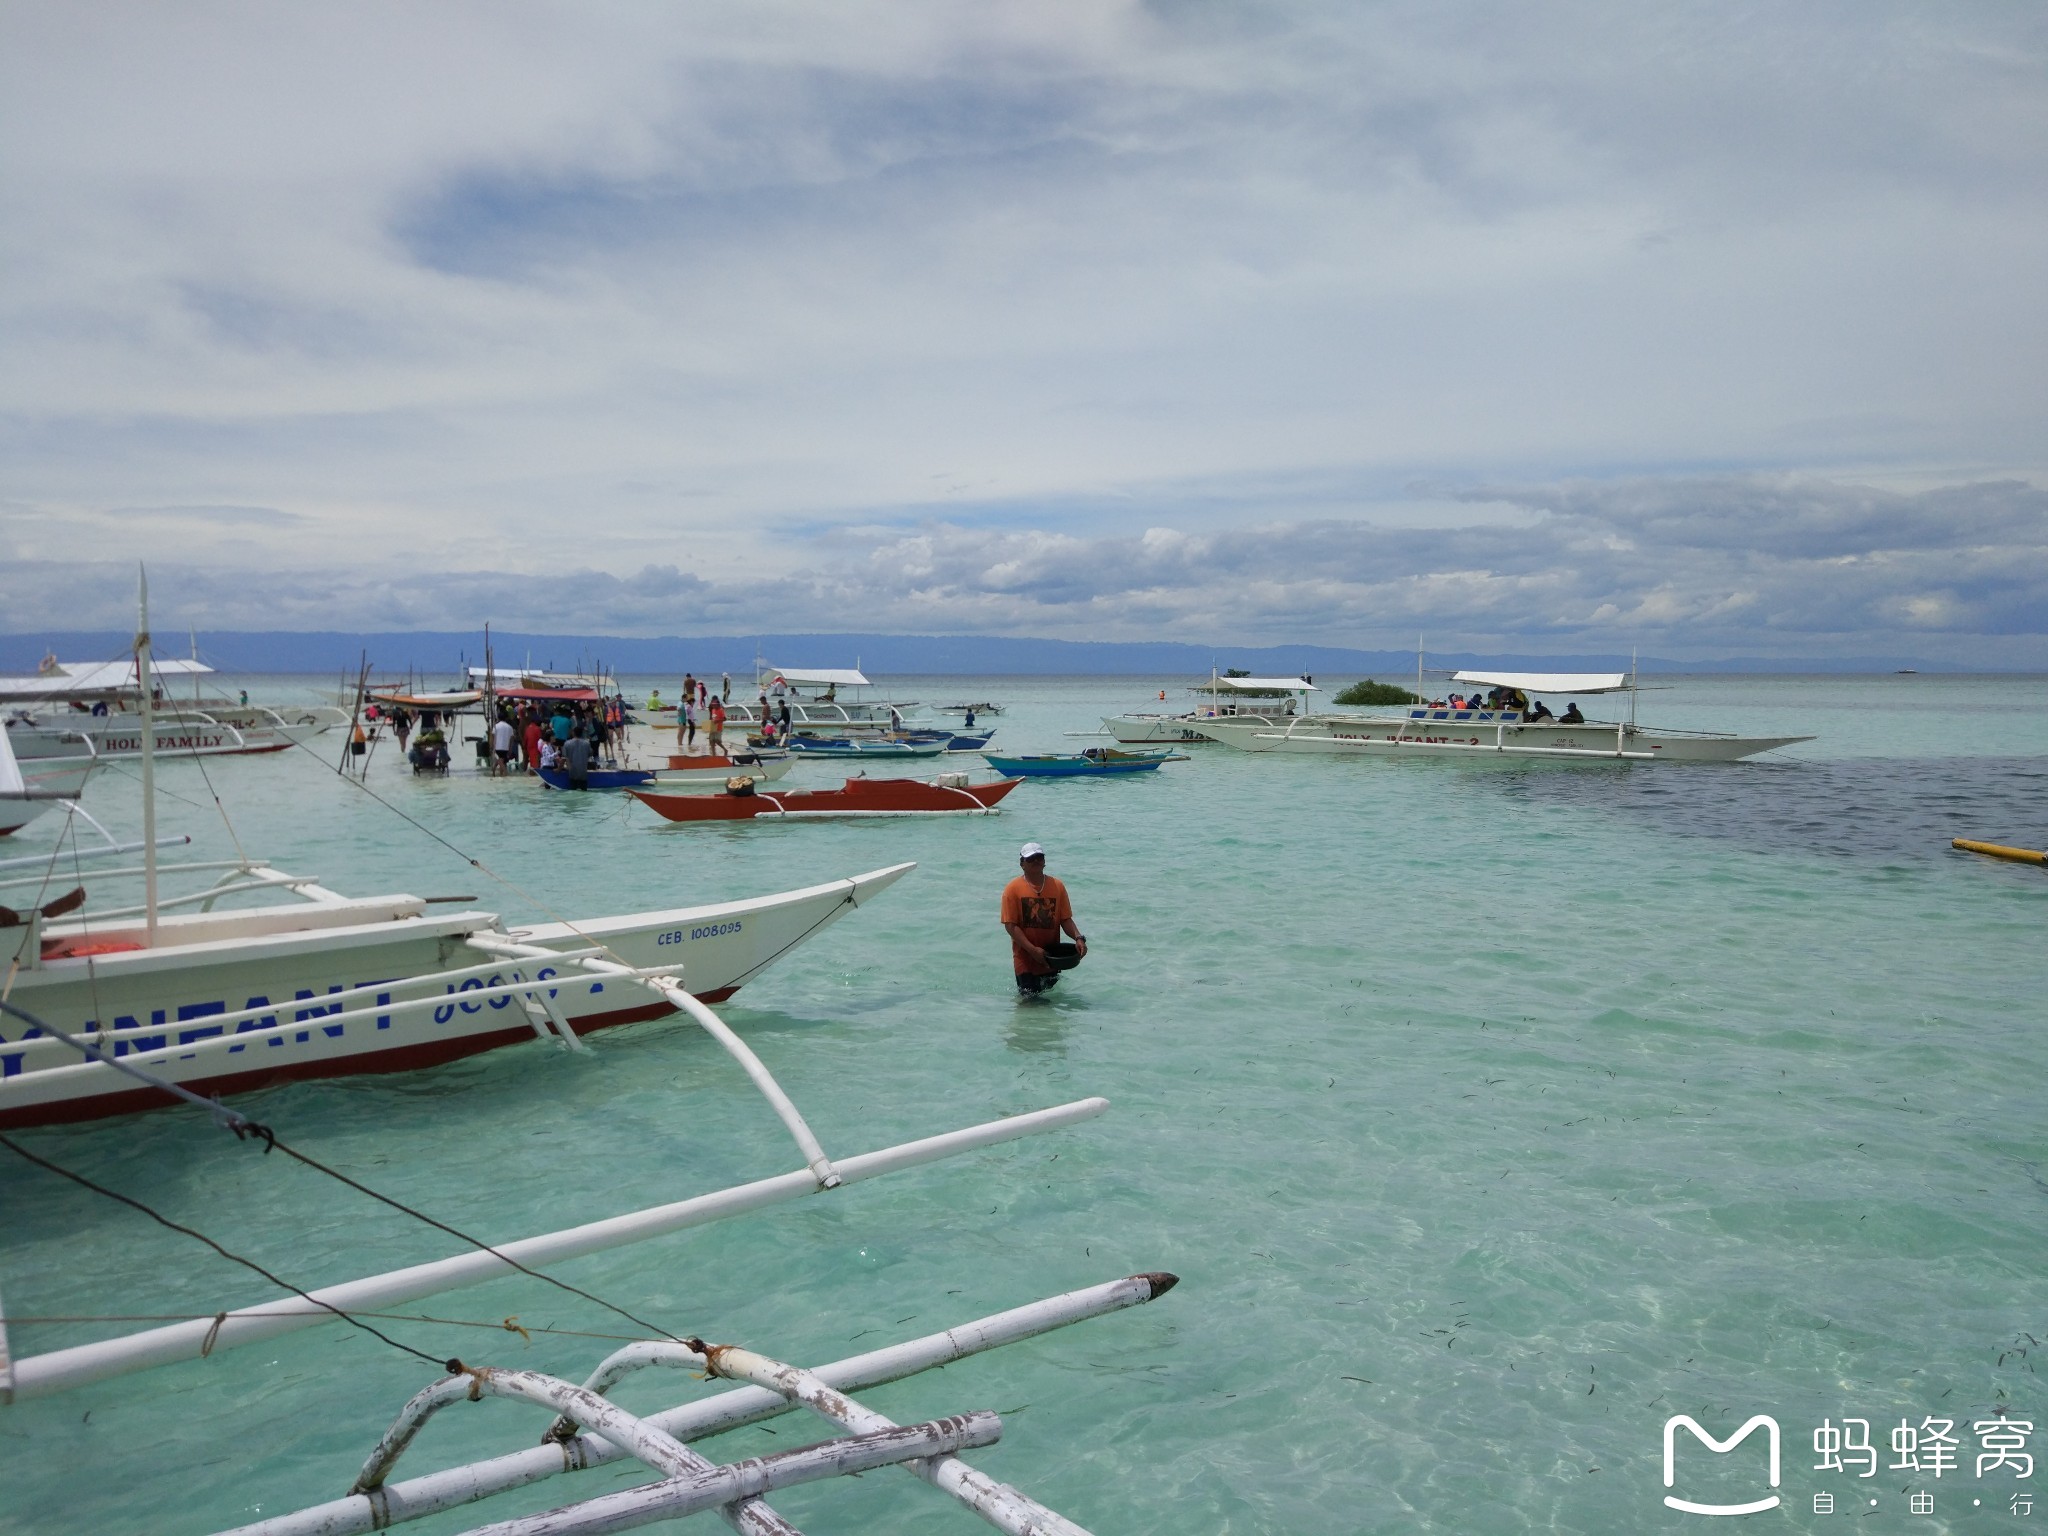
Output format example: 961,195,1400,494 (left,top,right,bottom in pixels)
1001,874,1071,975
